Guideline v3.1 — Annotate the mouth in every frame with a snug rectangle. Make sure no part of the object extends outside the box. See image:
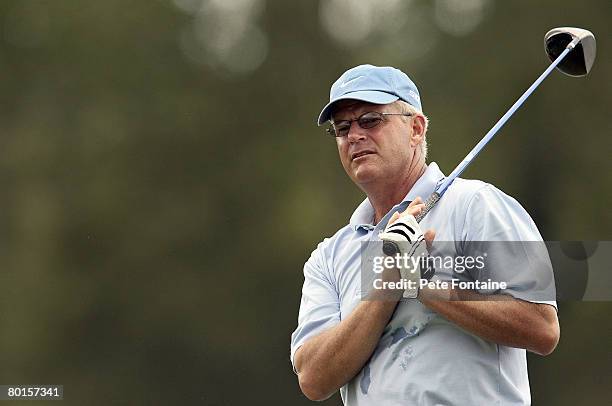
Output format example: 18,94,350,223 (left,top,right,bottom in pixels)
351,150,375,161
